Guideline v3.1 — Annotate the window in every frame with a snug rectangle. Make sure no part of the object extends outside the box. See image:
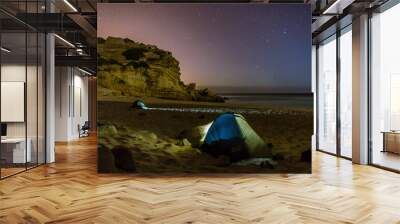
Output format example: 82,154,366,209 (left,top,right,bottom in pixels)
370,2,400,171
317,35,337,154
339,27,352,158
